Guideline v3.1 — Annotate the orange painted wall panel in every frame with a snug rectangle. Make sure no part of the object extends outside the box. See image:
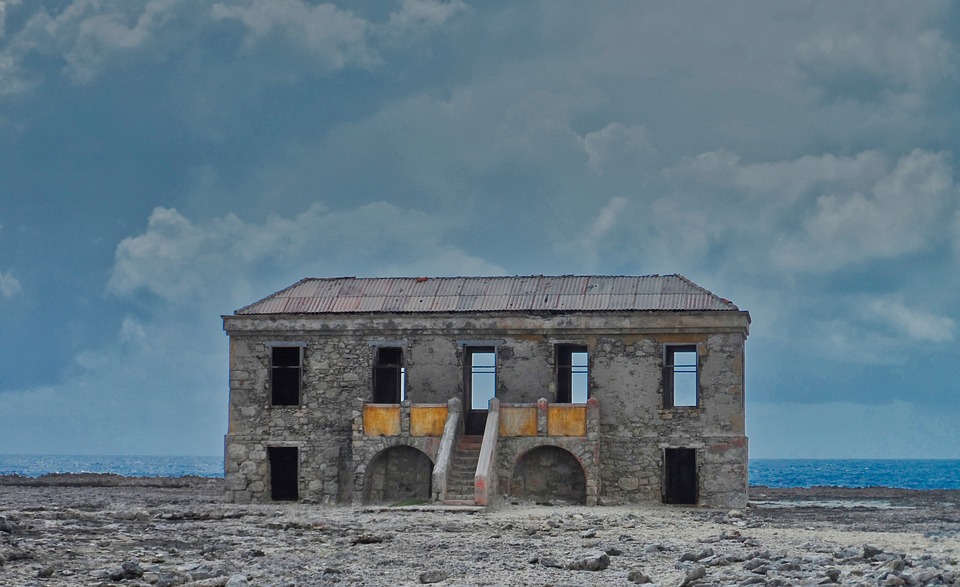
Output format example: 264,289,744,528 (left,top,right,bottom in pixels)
364,405,400,436
547,405,587,436
410,405,447,437
500,406,537,437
